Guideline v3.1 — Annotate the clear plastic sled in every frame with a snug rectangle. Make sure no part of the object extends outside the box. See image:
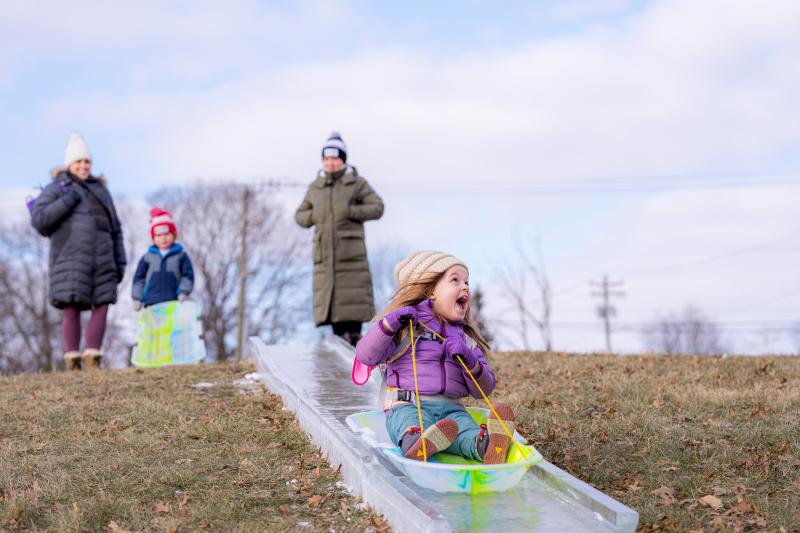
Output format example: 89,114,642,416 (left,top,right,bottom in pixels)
346,407,543,494
131,300,206,367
